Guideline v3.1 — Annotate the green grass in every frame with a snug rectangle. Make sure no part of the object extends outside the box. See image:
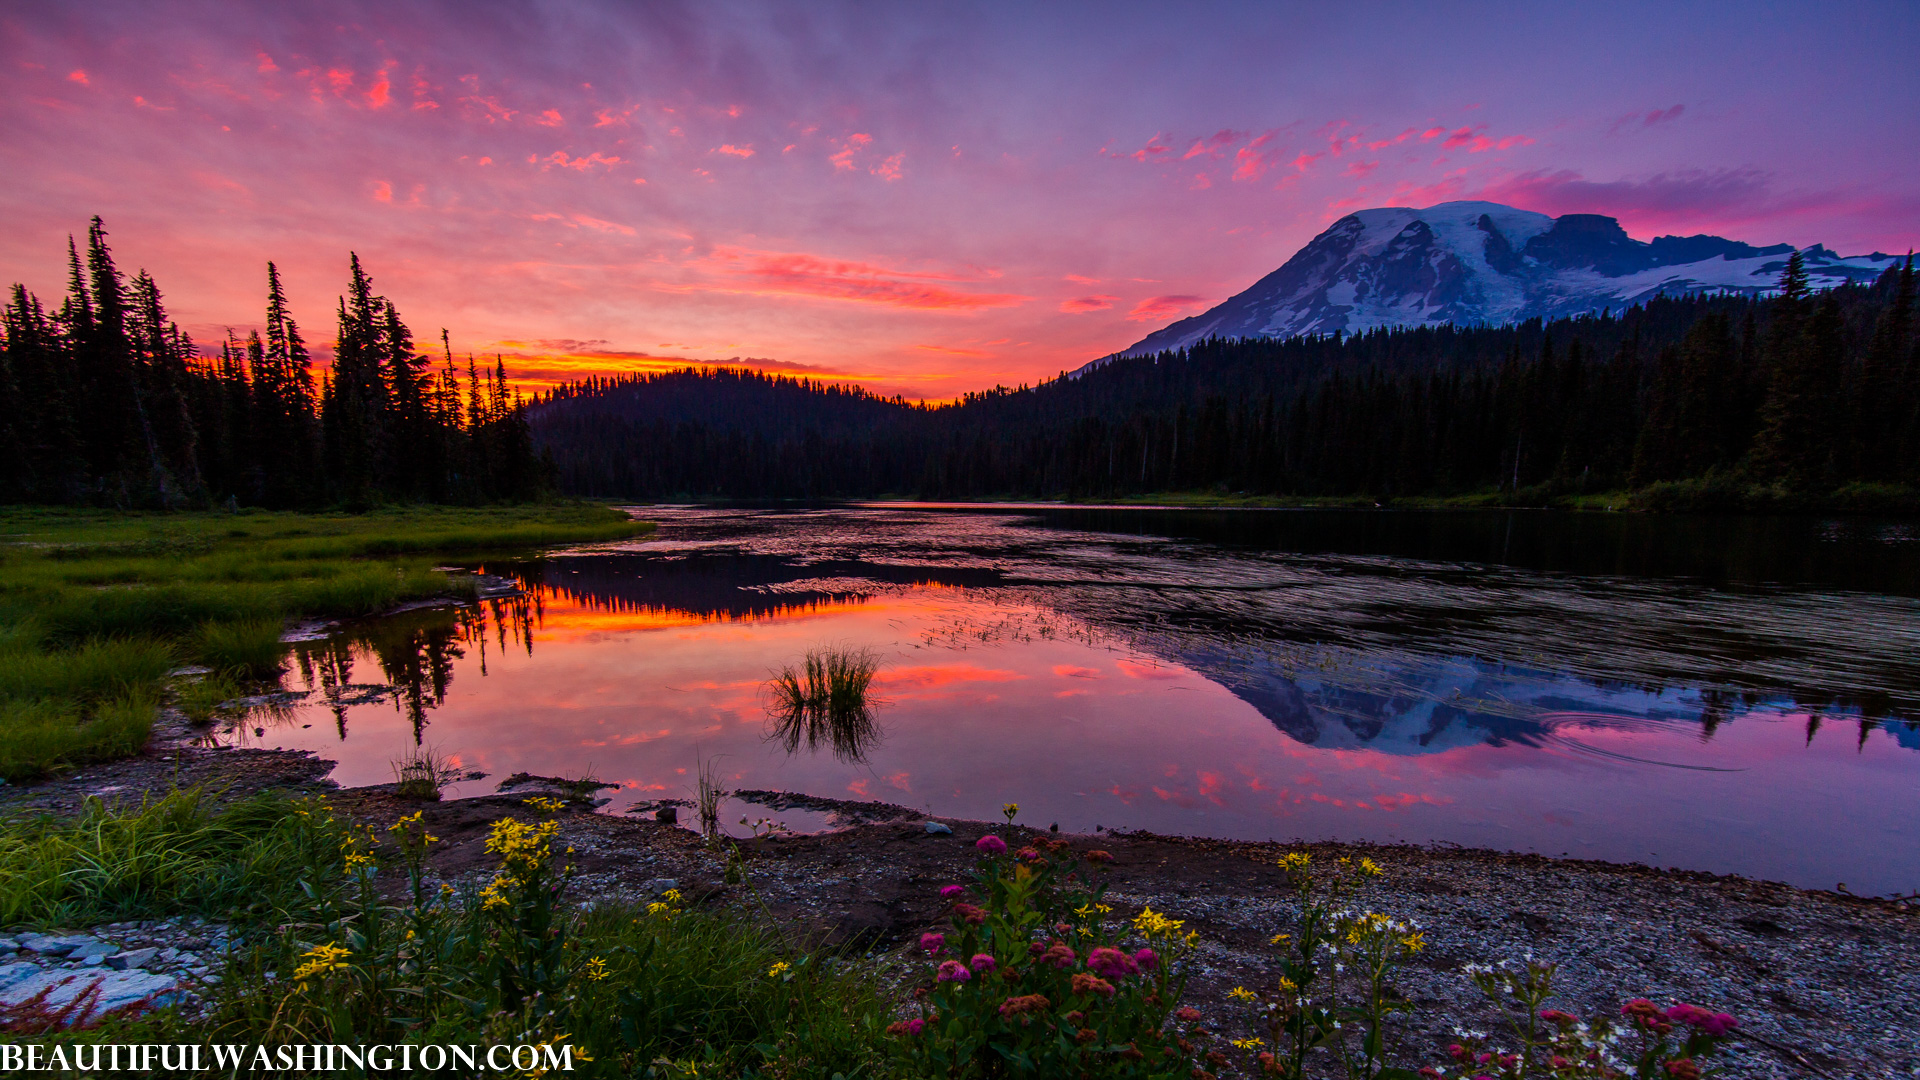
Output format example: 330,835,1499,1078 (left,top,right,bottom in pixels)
0,503,650,779
0,786,306,927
